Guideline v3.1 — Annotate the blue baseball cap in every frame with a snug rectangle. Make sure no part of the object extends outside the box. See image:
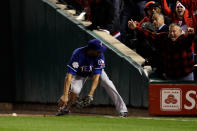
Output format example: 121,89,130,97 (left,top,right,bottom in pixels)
87,39,107,52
